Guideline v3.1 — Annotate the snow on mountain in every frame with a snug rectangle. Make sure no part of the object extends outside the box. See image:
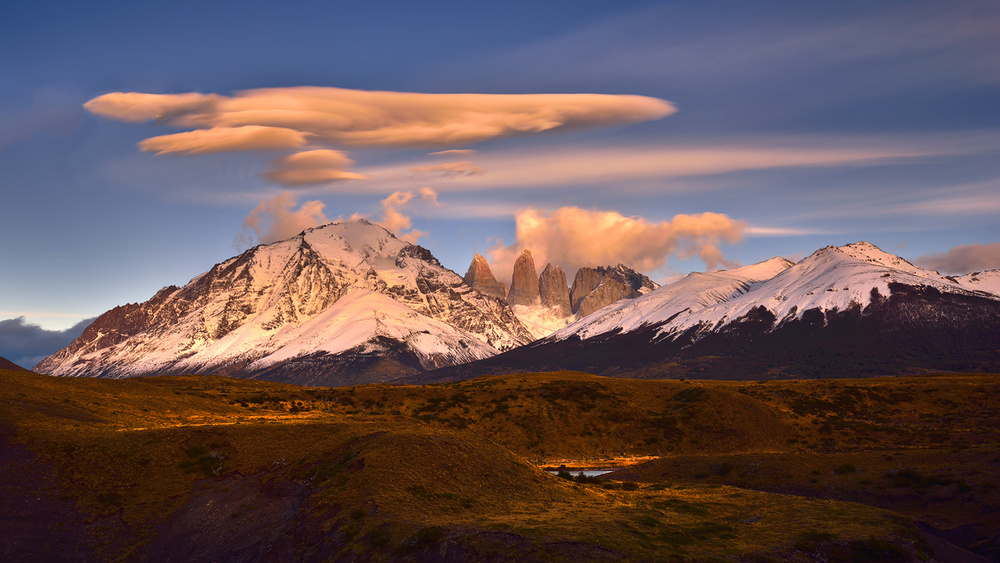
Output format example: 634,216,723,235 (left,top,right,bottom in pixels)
955,269,1000,296
665,242,996,339
510,304,576,339
551,257,793,341
549,242,1000,345
36,220,532,381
